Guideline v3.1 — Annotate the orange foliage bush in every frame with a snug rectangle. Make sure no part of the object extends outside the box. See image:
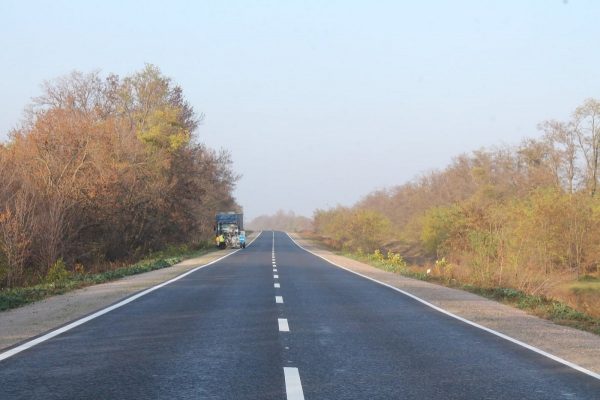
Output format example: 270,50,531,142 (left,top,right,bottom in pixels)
0,66,239,288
